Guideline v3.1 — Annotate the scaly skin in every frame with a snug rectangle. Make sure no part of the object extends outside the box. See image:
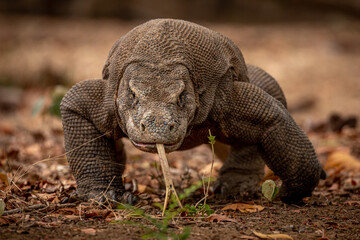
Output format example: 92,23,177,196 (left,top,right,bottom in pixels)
60,19,326,205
